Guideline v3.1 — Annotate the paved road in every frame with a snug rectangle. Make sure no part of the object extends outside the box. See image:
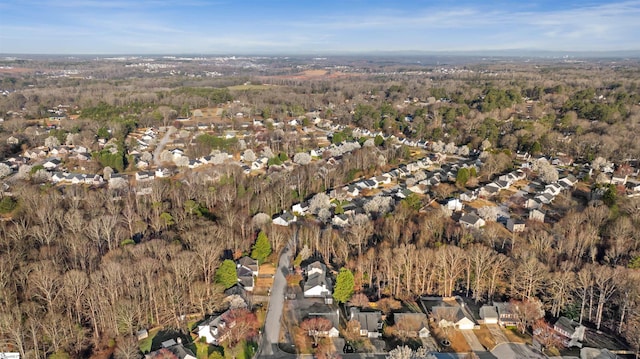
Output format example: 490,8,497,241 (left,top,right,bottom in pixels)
260,228,296,356
153,126,177,166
